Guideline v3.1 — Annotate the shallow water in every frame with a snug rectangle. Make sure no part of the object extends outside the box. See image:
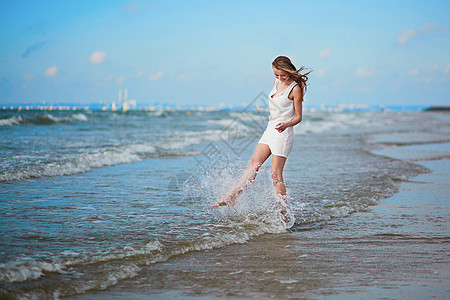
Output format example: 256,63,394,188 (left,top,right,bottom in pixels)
0,109,449,298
